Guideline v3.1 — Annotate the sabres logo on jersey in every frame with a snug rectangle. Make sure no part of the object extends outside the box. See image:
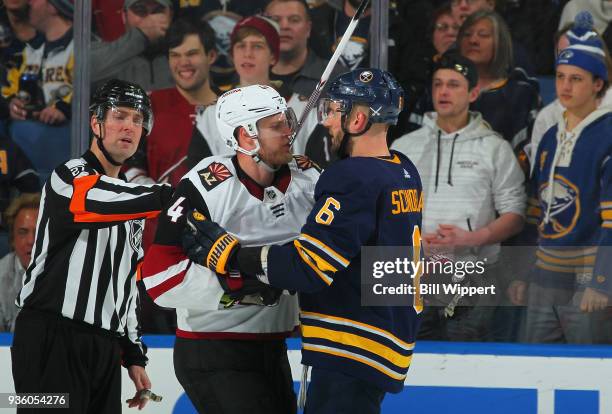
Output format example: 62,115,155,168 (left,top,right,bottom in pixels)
198,162,233,191
294,155,322,172
538,174,580,239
